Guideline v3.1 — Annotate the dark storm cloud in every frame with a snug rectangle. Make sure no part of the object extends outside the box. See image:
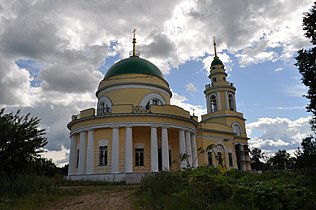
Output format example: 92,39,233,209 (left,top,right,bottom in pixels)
141,32,176,58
